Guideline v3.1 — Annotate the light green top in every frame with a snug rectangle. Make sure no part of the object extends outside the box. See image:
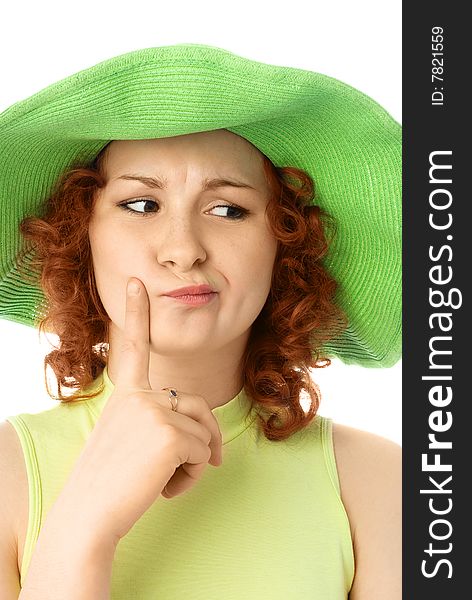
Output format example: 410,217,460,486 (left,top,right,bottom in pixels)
7,366,354,598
